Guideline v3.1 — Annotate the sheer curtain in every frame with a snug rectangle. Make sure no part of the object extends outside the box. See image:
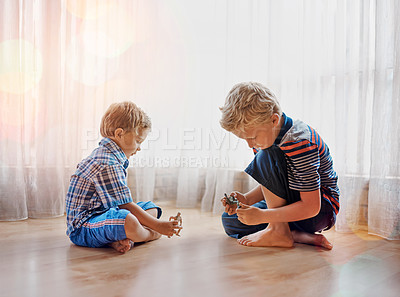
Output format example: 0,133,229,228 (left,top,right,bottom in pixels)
368,0,400,239
0,0,398,239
